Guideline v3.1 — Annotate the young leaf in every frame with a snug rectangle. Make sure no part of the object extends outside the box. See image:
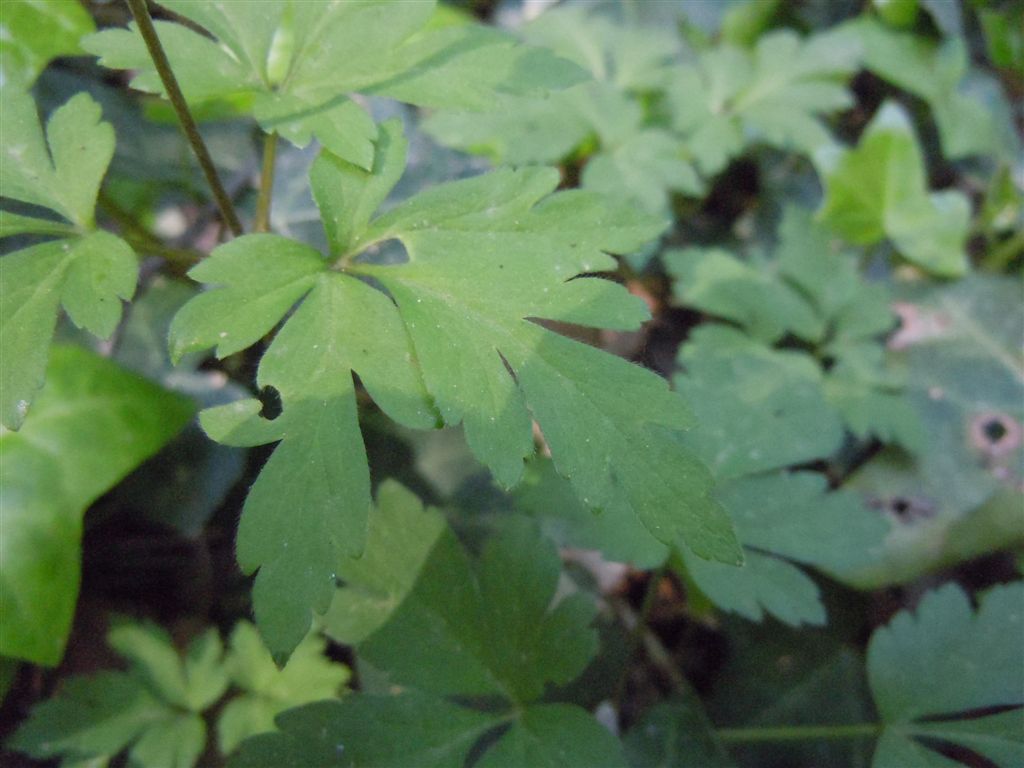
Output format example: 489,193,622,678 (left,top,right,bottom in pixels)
669,207,922,454
425,7,702,214
816,101,970,277
0,87,137,429
666,247,824,344
667,28,861,176
219,623,349,755
0,346,193,665
83,0,584,168
107,621,228,713
0,0,95,87
10,619,229,768
868,582,1024,766
850,17,1012,160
